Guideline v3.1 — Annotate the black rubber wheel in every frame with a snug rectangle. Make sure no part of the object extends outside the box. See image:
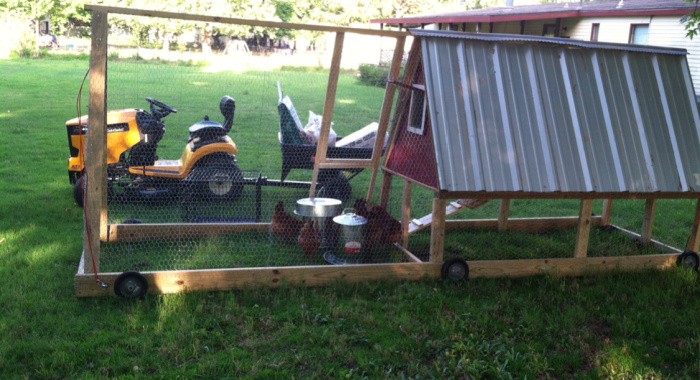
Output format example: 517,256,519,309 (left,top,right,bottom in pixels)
441,258,469,281
677,251,699,271
114,271,148,299
187,154,244,201
74,175,85,208
318,171,352,201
